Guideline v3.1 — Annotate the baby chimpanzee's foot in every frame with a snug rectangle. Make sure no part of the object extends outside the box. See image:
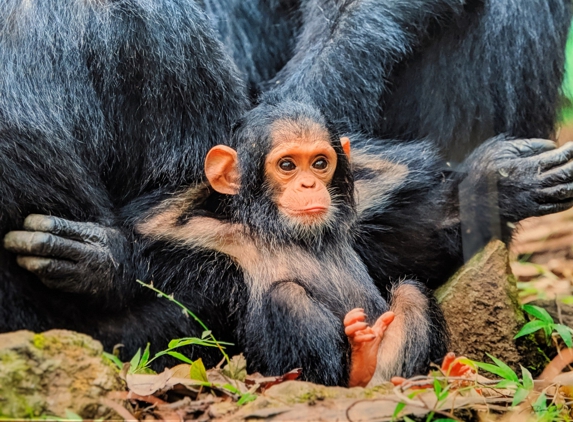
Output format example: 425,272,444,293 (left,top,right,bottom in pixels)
391,352,474,387
344,308,395,387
